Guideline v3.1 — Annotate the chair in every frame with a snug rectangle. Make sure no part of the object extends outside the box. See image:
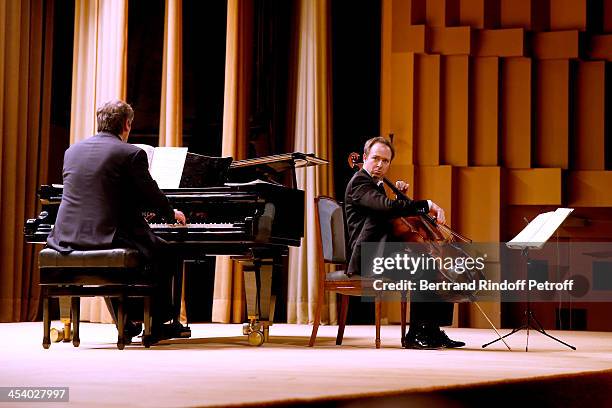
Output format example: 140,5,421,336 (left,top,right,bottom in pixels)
309,196,407,348
39,248,154,349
